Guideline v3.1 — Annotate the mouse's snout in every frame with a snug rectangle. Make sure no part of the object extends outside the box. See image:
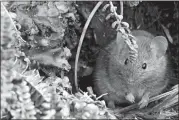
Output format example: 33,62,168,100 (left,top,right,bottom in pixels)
127,78,135,84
